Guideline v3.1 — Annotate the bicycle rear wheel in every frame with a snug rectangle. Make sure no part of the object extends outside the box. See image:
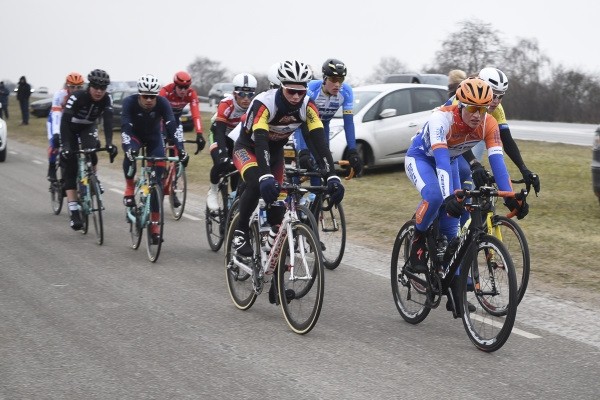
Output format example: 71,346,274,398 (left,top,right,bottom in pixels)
205,182,228,251
391,220,431,324
316,198,346,270
49,163,64,215
169,165,187,220
492,215,530,304
88,175,104,245
462,235,517,352
278,223,324,334
145,184,164,262
79,184,89,235
225,213,258,310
